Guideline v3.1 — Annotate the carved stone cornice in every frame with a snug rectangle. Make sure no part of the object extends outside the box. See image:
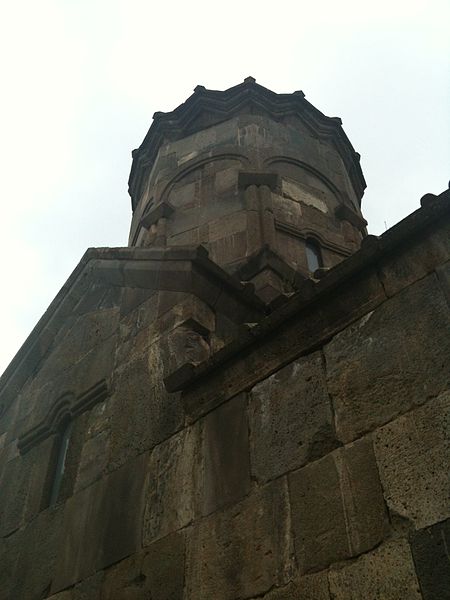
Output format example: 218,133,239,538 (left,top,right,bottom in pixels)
128,78,366,211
